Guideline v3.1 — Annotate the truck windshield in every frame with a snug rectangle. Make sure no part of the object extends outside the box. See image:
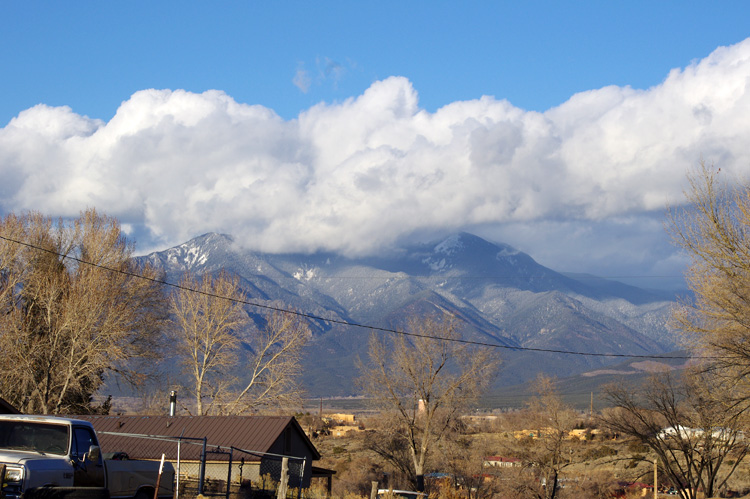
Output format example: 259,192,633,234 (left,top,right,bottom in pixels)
0,421,69,455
